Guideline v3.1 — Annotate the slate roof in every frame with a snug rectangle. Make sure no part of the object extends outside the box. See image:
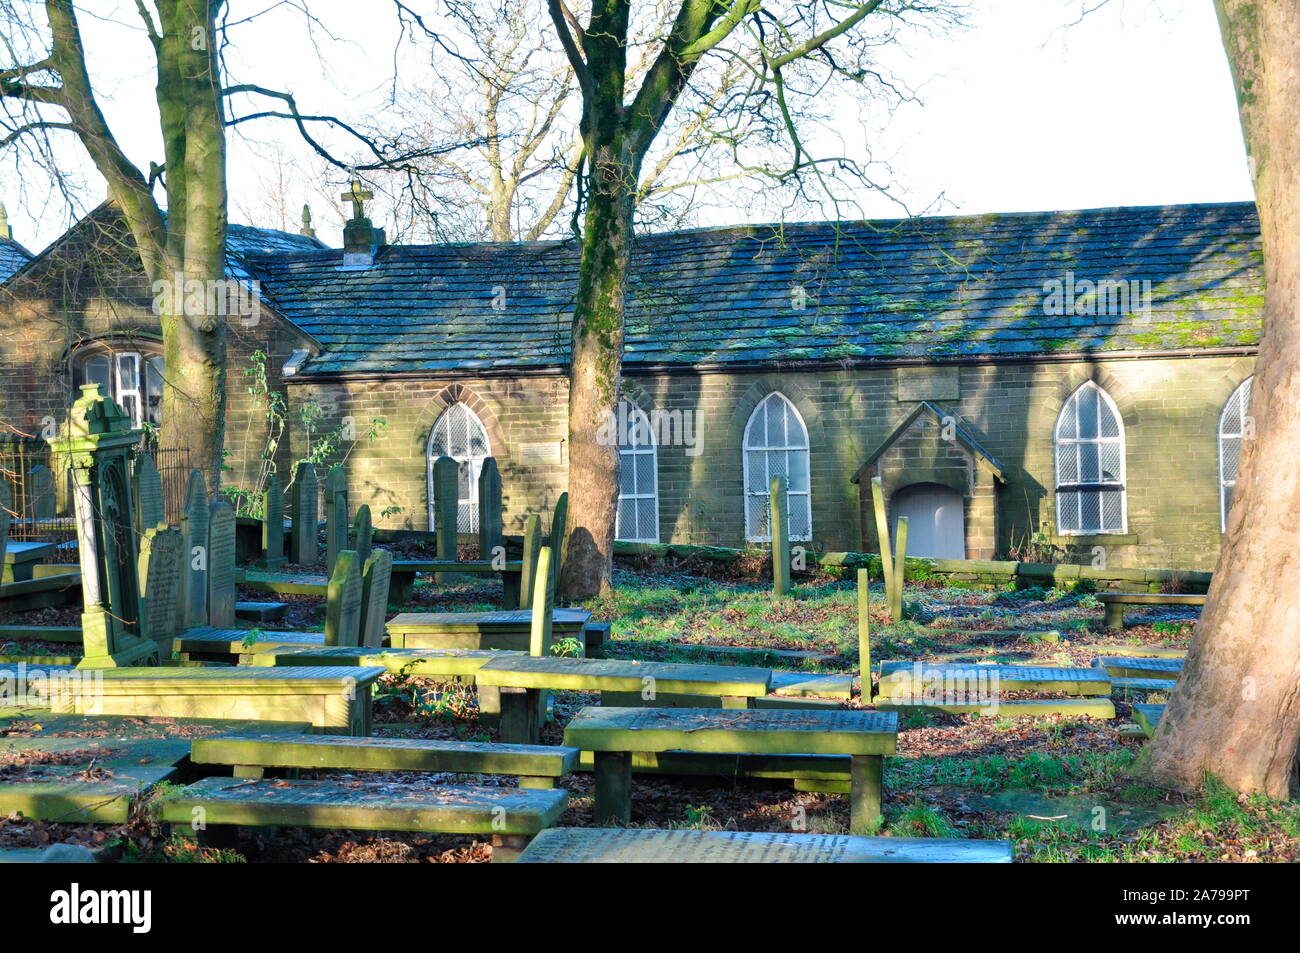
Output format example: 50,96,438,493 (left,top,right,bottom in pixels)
242,201,1262,376
0,236,32,283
